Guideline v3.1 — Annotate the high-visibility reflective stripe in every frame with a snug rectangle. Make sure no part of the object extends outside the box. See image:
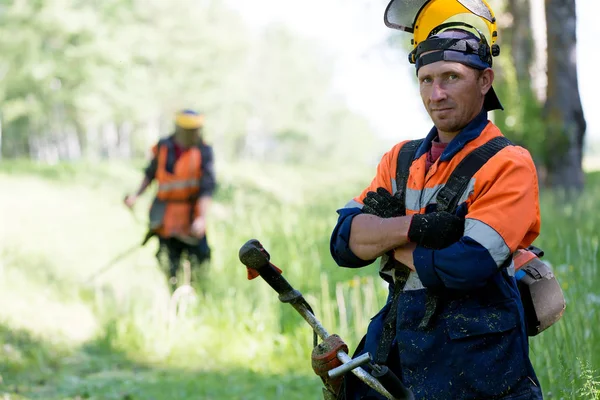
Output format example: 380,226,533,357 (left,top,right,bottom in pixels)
464,218,511,267
506,261,515,276
403,271,425,291
405,186,430,211
343,199,364,209
404,178,476,211
380,256,425,291
158,179,200,192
